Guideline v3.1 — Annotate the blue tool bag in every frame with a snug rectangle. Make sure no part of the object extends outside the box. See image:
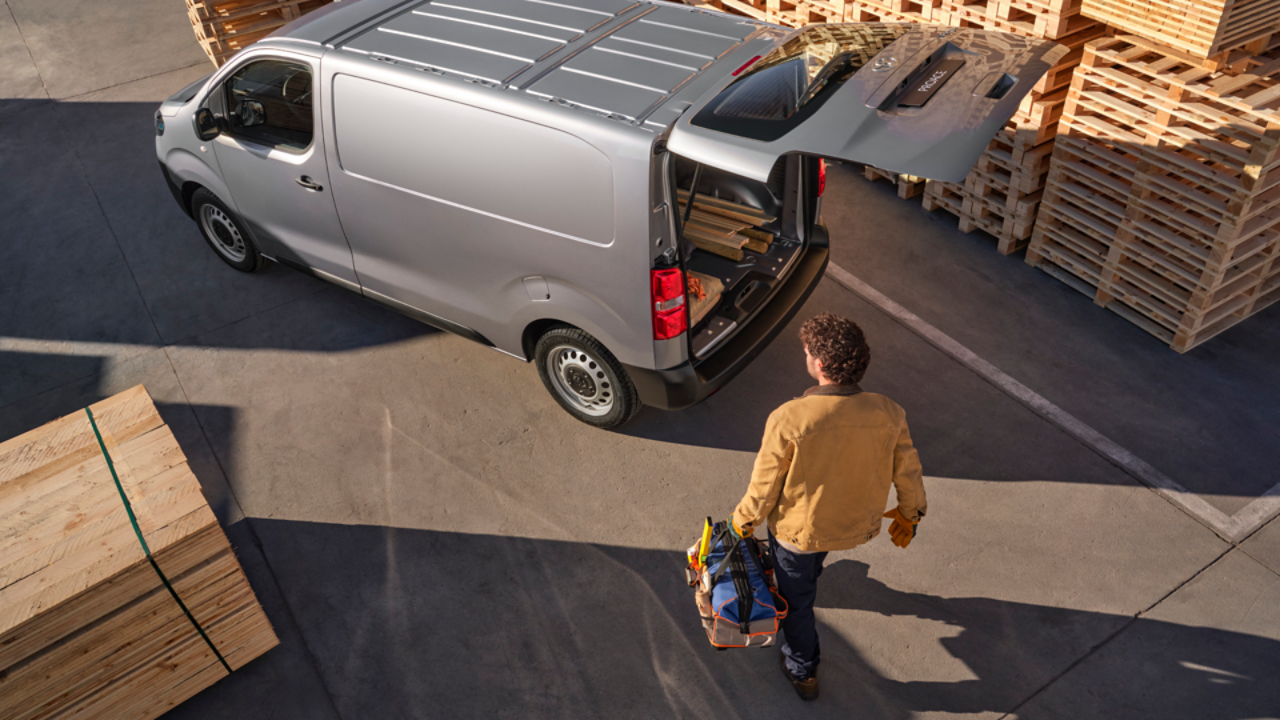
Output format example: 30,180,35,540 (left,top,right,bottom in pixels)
686,521,788,648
